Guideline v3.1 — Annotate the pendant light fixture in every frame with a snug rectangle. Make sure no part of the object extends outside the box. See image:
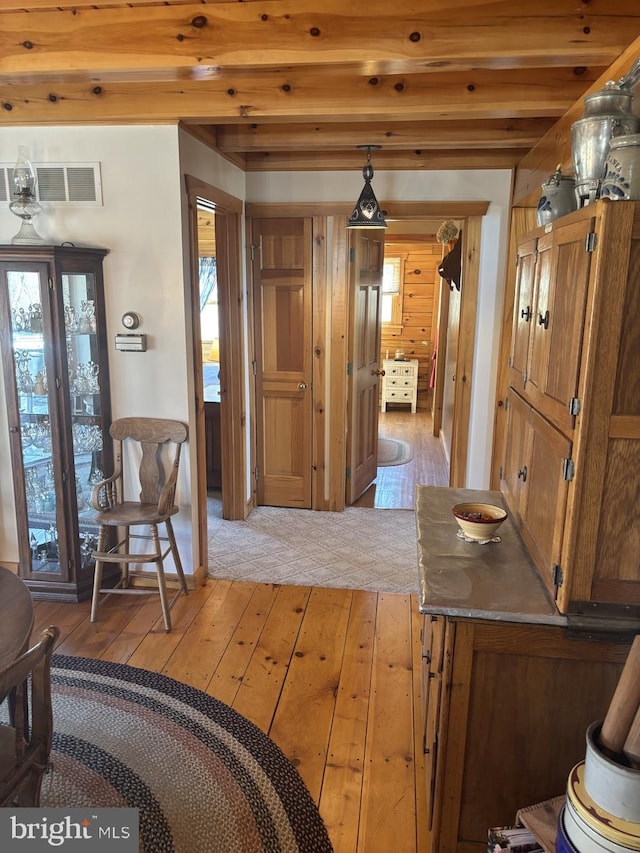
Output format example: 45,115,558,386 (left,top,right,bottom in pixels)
347,145,387,229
